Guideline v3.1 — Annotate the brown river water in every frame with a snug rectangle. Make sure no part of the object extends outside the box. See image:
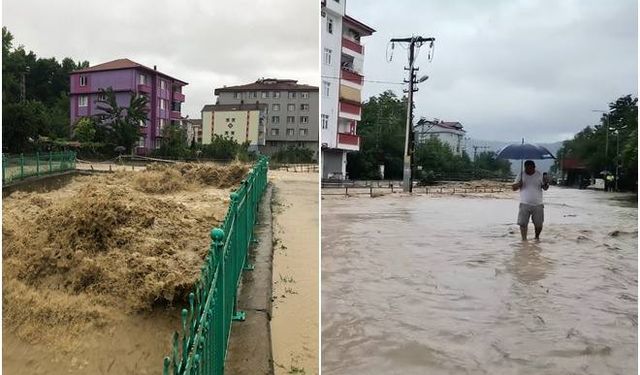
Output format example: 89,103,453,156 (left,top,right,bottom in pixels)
322,187,637,375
